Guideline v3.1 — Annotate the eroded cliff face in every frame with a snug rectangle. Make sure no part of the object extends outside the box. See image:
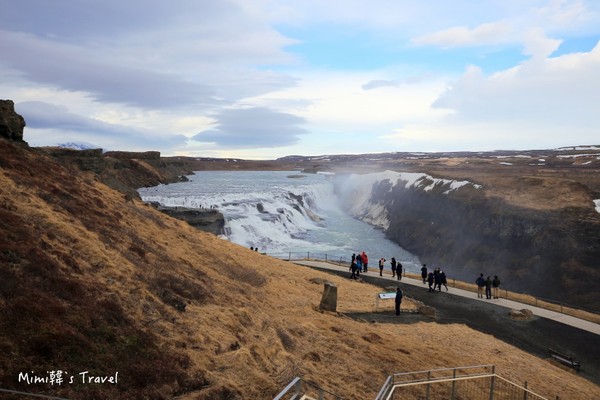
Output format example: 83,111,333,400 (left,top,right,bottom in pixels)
335,171,600,311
